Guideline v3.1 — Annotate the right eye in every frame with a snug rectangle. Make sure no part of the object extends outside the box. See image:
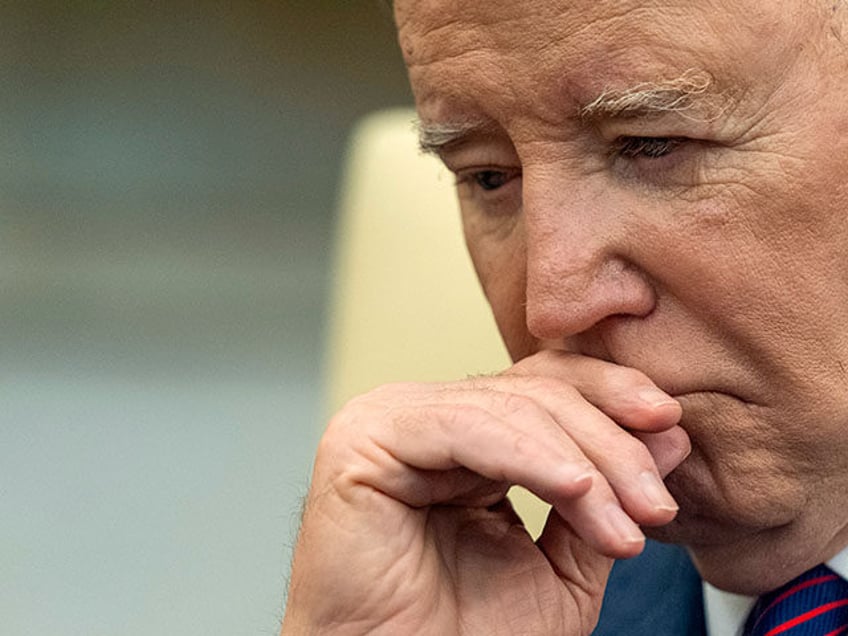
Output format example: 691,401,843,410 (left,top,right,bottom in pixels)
451,165,523,223
456,168,521,193
471,170,511,191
